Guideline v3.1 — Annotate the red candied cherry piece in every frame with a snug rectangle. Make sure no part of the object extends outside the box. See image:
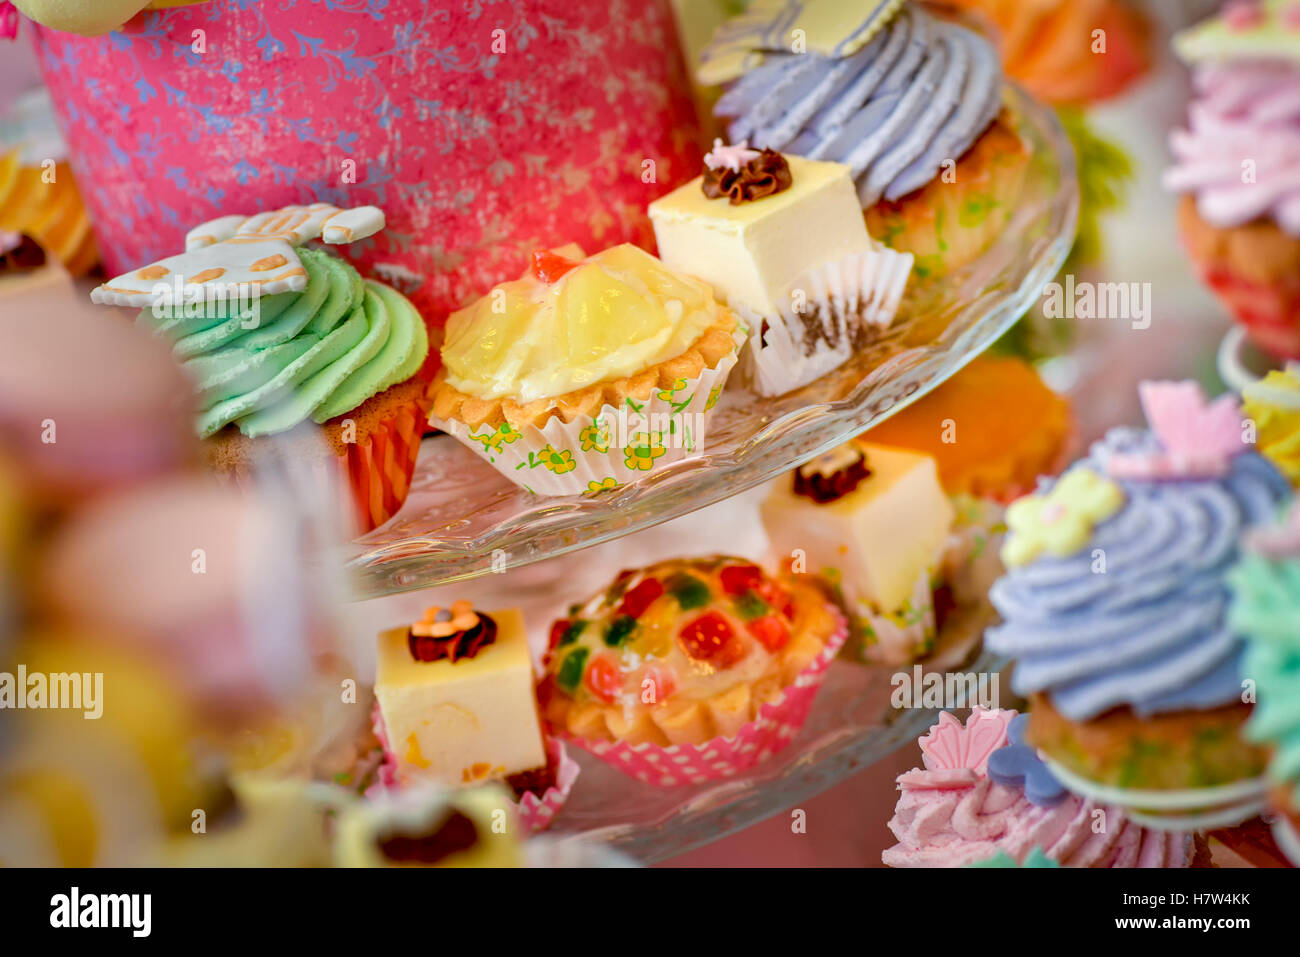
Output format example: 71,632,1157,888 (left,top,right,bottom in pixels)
532,249,580,283
618,578,664,619
679,610,741,663
756,580,796,620
584,655,623,704
746,614,790,652
547,620,569,654
720,563,764,597
536,674,556,709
